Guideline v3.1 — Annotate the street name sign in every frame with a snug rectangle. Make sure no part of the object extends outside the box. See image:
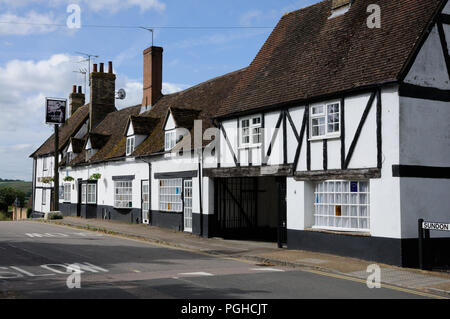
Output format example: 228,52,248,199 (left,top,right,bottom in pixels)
422,222,450,231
